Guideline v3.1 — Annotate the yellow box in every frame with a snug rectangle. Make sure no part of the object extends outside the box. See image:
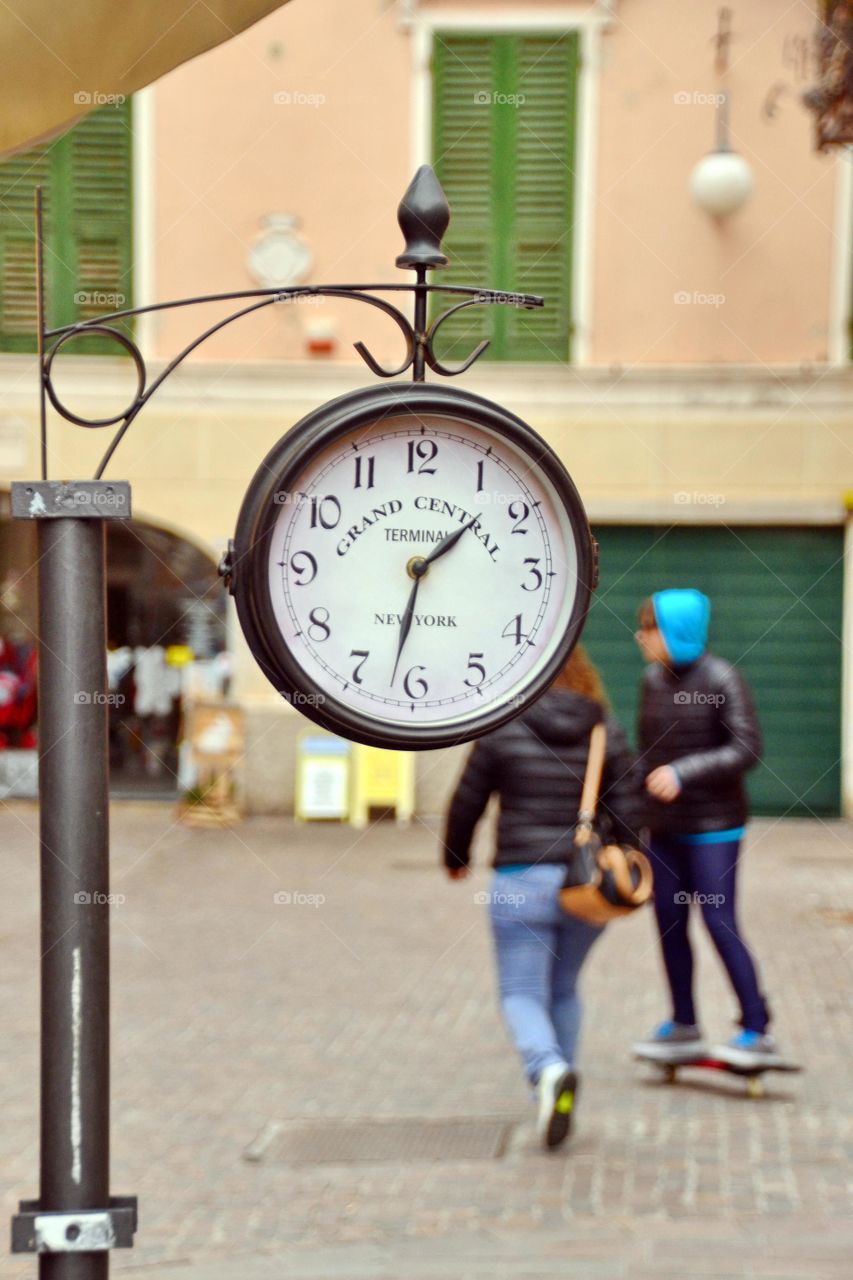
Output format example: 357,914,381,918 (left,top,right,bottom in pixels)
349,745,415,828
